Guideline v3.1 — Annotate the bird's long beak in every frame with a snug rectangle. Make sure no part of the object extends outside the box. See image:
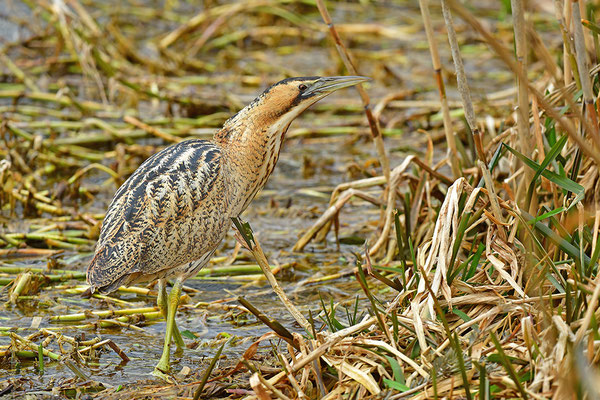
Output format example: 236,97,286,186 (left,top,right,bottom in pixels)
304,76,370,96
